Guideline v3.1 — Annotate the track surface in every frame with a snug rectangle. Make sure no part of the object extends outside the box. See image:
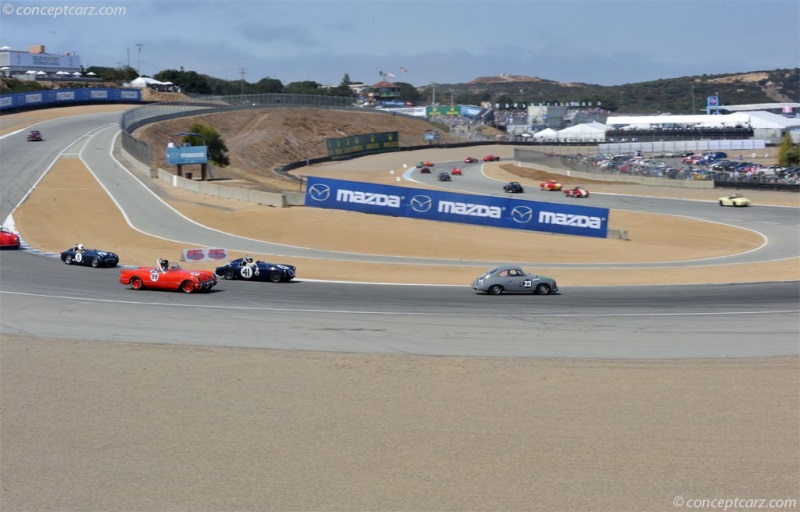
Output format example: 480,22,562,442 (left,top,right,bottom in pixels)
1,111,798,358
